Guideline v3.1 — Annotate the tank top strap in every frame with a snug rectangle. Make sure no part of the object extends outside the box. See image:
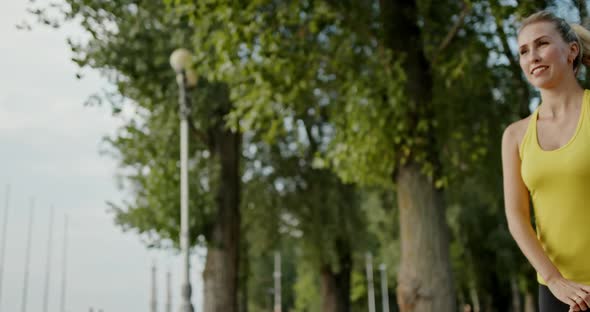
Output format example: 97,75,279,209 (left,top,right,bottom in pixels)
519,106,540,160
